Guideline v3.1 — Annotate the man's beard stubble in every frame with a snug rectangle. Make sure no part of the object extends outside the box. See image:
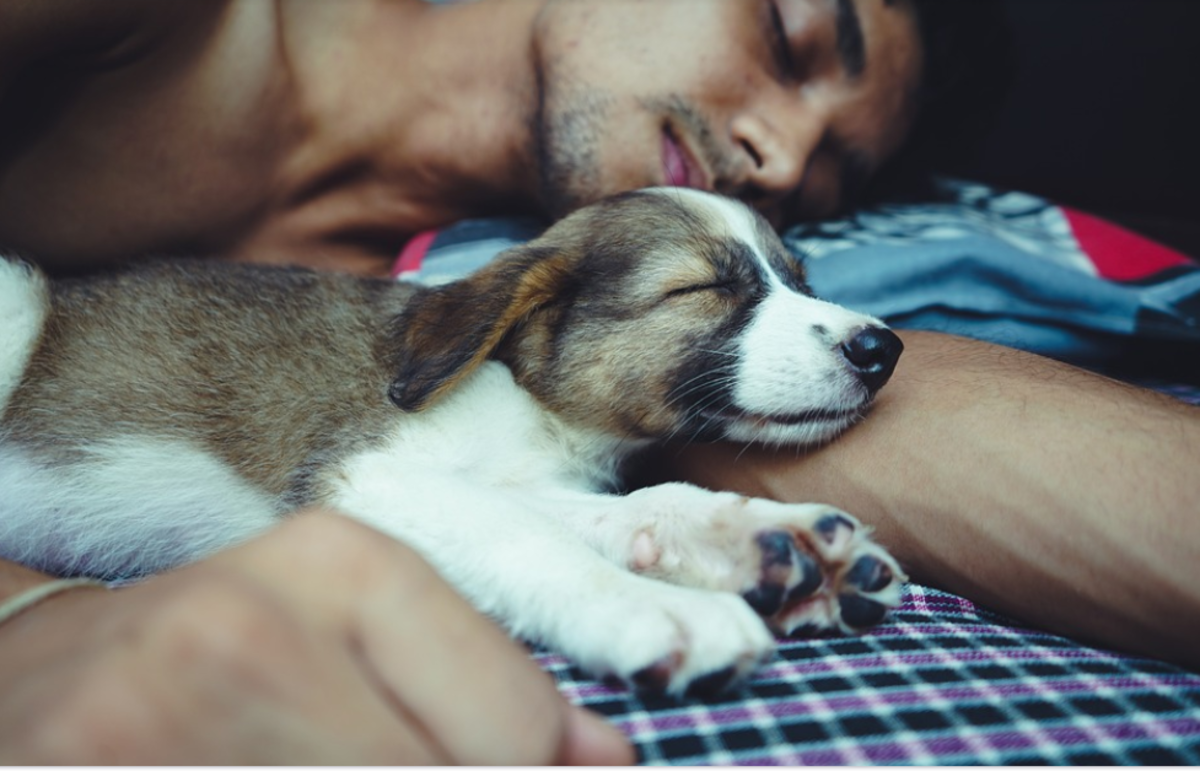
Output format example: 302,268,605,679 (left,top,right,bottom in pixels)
533,87,748,223
531,65,614,221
